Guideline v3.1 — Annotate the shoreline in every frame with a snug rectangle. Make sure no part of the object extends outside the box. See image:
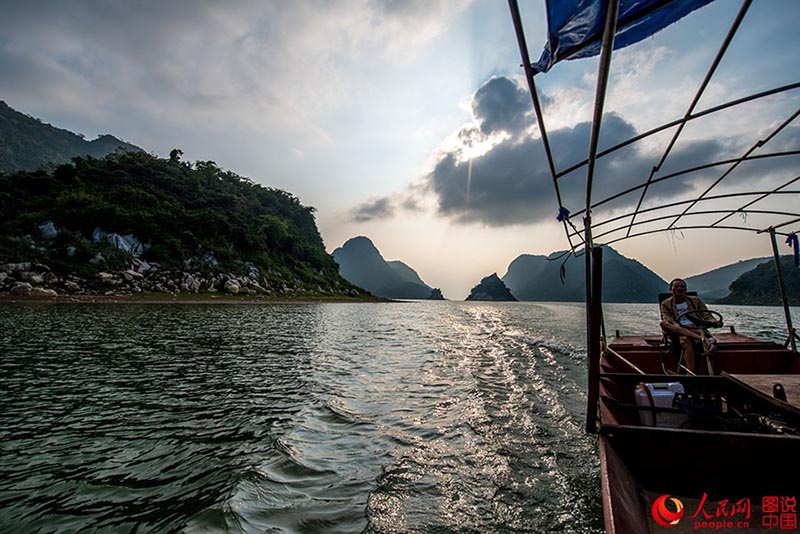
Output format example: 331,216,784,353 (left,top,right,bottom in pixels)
0,293,393,305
